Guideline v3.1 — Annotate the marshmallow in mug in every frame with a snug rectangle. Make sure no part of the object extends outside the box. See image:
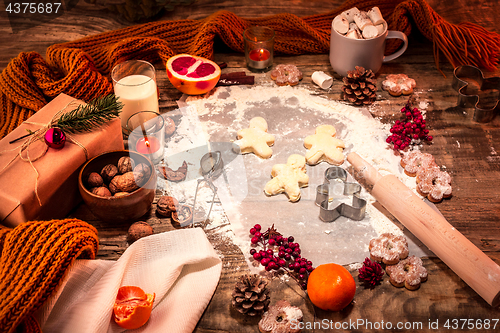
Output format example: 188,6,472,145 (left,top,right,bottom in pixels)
333,6,386,40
